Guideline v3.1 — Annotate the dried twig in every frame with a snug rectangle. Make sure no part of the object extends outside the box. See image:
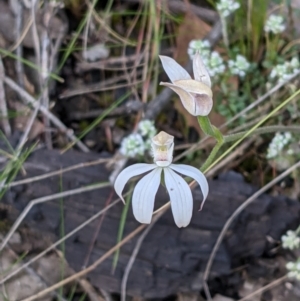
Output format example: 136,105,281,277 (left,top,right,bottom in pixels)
121,219,158,301
13,0,25,88
237,276,287,301
69,100,144,120
4,76,90,152
0,158,109,189
0,246,68,301
202,161,300,300
0,181,110,253
0,198,120,285
0,58,11,136
19,209,167,301
205,138,255,177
